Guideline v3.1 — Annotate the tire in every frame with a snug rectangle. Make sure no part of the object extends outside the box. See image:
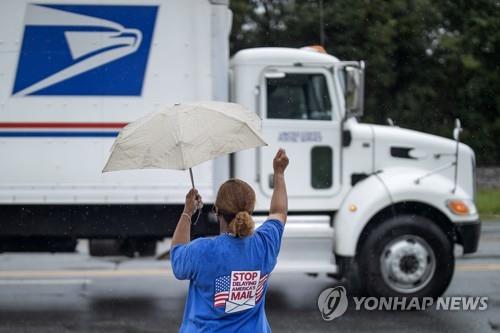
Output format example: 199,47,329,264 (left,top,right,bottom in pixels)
342,261,366,297
358,215,454,298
